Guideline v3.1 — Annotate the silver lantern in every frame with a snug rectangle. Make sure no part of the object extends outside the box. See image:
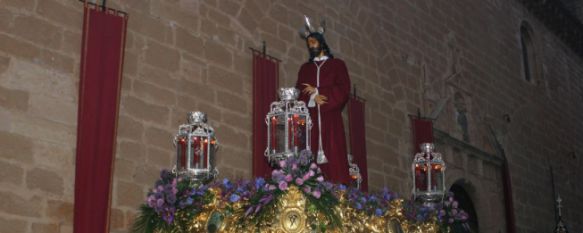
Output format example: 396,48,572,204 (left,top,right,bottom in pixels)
265,87,313,165
173,111,219,181
412,143,446,203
